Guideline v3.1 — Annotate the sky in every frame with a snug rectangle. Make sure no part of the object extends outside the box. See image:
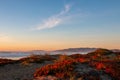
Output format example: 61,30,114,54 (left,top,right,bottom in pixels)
0,0,120,51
